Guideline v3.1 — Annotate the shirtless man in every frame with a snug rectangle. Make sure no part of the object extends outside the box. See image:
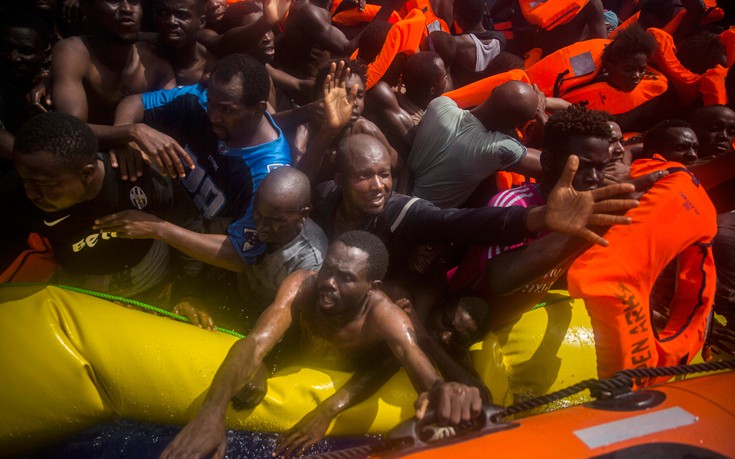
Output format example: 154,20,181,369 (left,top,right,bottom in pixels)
0,10,50,134
160,231,484,459
365,52,448,159
50,0,176,125
152,0,217,85
274,0,359,79
300,59,398,182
